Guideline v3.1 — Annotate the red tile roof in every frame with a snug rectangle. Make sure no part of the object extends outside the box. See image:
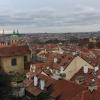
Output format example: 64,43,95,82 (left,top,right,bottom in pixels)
0,45,31,57
50,80,86,100
50,80,100,100
70,90,91,100
23,73,55,96
26,83,42,96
